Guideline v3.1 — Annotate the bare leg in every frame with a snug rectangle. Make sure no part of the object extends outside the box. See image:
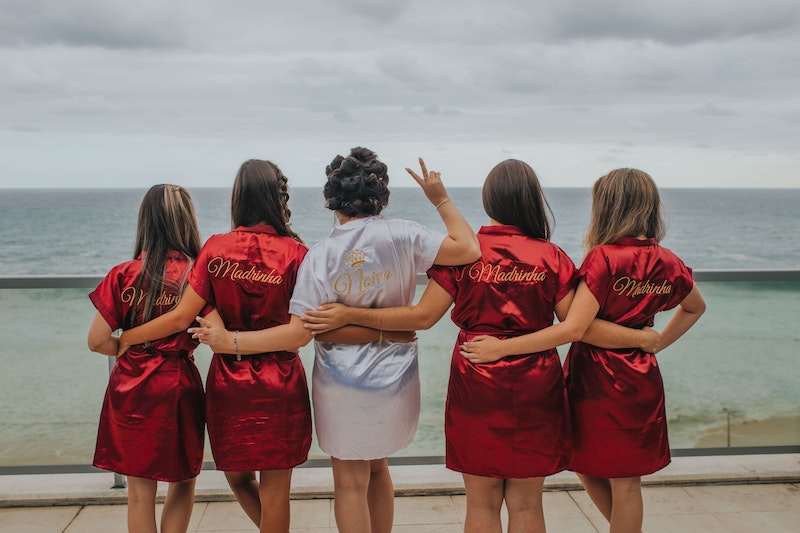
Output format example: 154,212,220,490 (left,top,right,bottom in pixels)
161,478,196,533
367,458,394,533
258,469,293,533
126,476,157,533
505,477,546,533
225,471,261,526
331,458,372,533
577,473,613,522
462,473,504,533
609,477,643,533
